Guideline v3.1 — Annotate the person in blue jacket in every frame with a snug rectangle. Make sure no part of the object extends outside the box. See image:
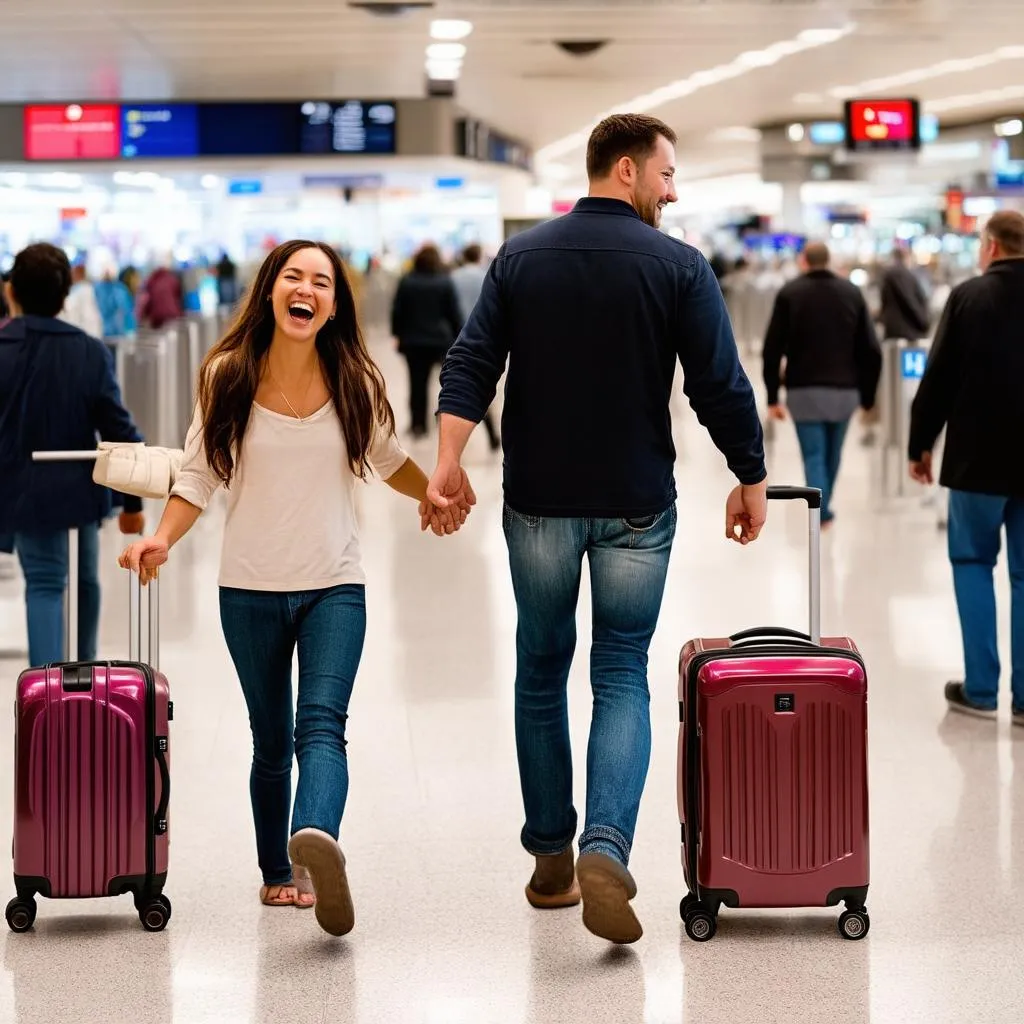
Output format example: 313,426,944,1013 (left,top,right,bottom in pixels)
0,243,145,665
94,265,138,339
